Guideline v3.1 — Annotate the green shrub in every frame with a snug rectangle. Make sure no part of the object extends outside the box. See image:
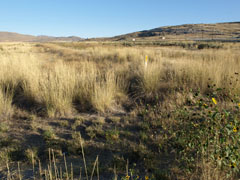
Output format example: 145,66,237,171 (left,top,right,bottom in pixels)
174,87,240,178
